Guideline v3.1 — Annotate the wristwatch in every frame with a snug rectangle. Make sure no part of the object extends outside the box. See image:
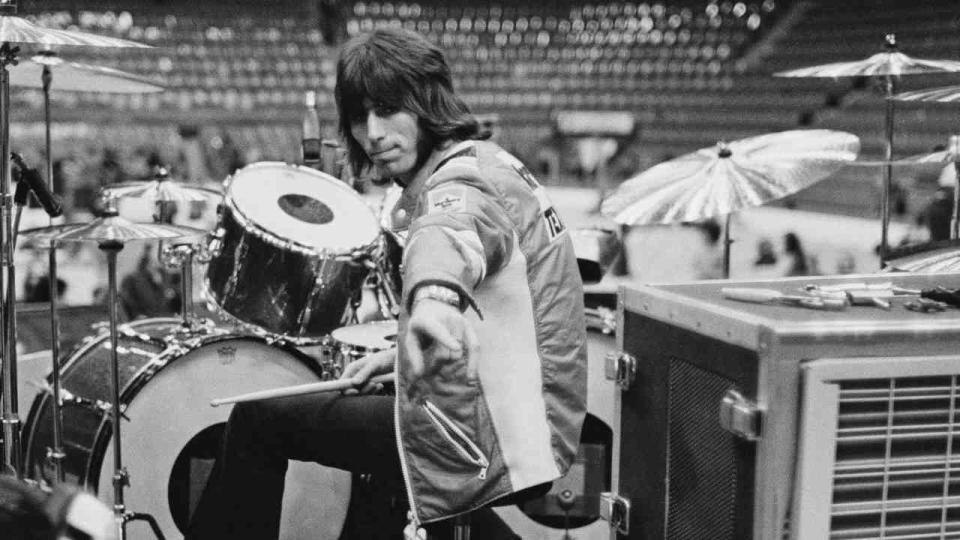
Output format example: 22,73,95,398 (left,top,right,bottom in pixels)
412,284,462,310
